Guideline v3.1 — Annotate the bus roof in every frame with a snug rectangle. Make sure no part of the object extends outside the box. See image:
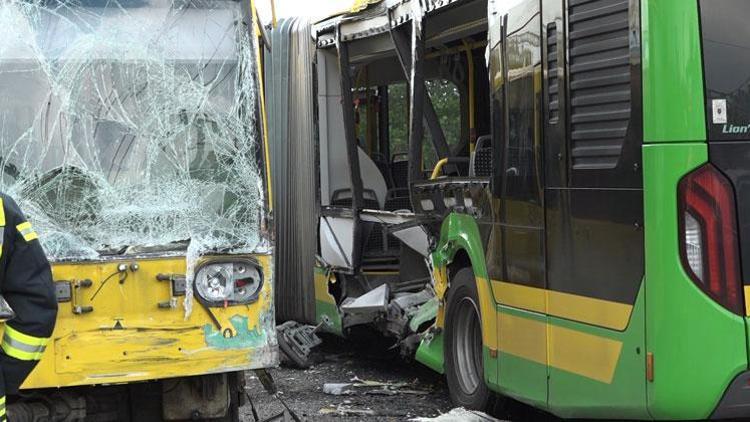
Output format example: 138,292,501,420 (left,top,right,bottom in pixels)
312,0,486,65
